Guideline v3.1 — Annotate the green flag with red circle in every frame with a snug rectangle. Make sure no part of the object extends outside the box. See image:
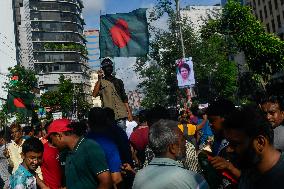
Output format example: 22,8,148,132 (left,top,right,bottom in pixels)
7,91,35,115
100,8,149,57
